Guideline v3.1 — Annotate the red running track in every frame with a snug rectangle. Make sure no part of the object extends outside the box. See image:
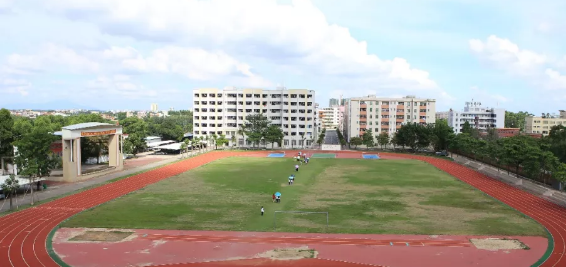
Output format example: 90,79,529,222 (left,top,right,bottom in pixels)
0,150,565,267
